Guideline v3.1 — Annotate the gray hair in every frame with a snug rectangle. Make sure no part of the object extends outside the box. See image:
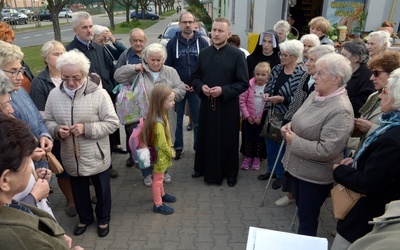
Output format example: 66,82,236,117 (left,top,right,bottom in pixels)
273,20,291,36
300,34,321,47
93,25,109,37
387,68,400,110
341,39,369,64
308,45,335,59
316,53,352,87
129,28,147,41
0,41,23,67
142,43,167,64
0,70,14,96
72,11,91,29
368,30,392,50
41,40,65,60
279,39,304,57
56,49,91,76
